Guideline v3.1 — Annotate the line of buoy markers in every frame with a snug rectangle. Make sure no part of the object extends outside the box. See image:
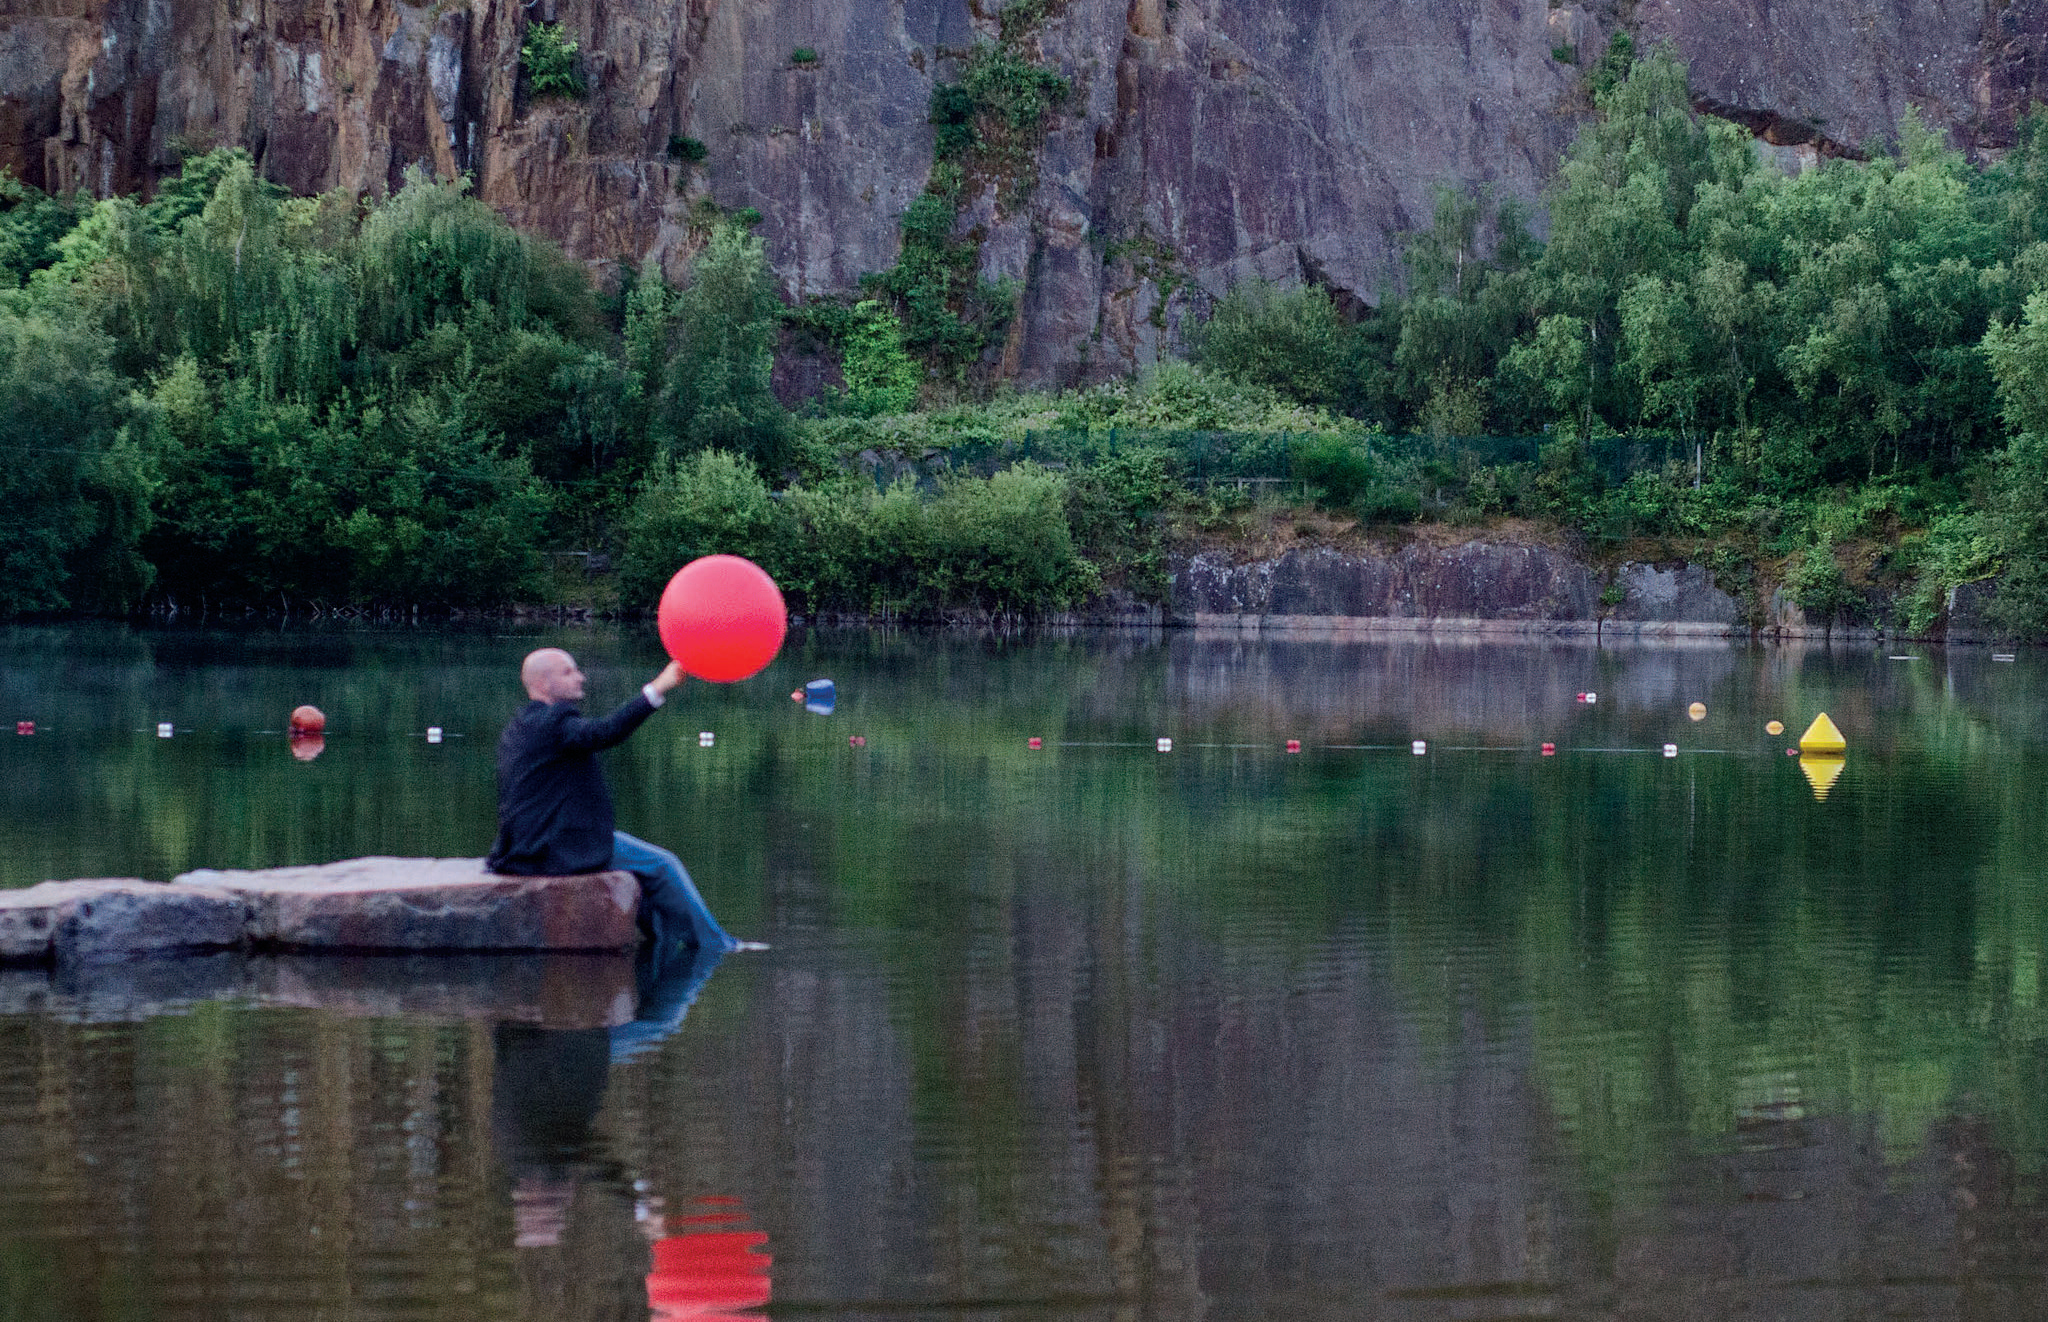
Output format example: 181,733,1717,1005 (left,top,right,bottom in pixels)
9,706,1853,776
